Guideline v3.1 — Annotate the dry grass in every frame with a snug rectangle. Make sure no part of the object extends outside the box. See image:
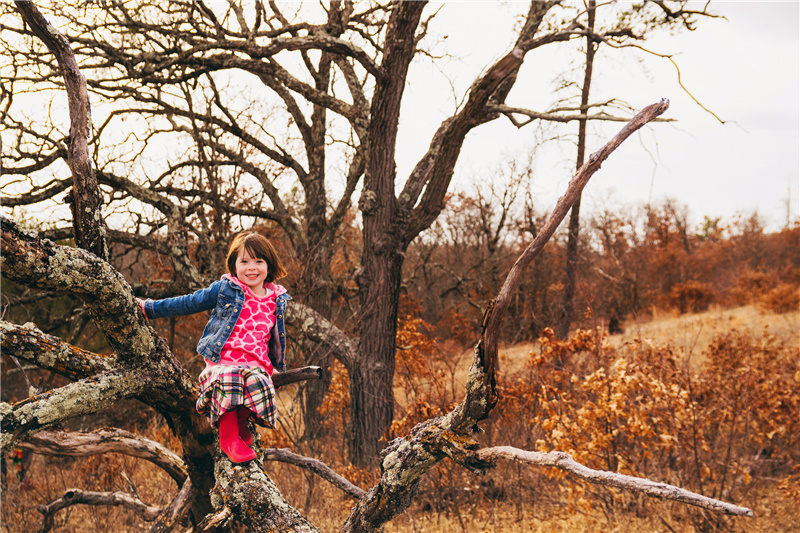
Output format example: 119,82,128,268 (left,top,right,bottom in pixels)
499,304,800,371
616,304,800,361
3,305,798,532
